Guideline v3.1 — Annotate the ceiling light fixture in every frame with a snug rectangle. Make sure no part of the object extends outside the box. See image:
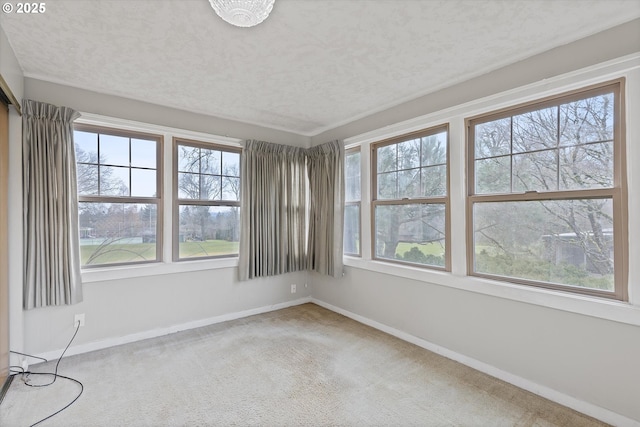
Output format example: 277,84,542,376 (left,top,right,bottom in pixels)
208,0,275,28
